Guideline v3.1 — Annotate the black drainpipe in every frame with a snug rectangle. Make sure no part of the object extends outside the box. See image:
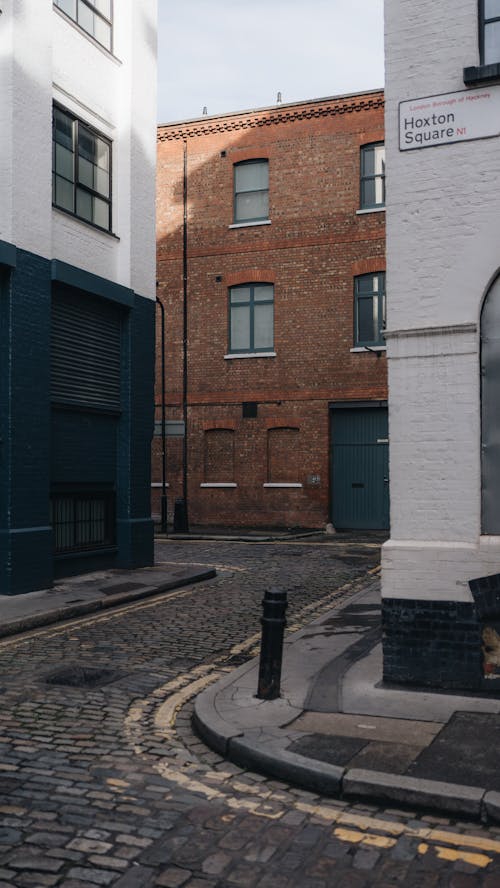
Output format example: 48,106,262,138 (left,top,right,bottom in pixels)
156,290,167,535
181,140,189,532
